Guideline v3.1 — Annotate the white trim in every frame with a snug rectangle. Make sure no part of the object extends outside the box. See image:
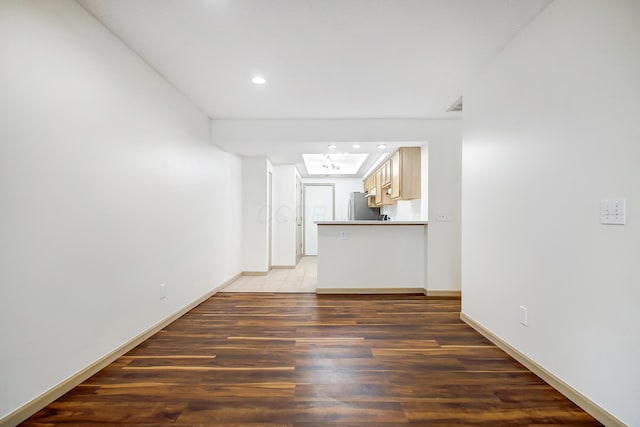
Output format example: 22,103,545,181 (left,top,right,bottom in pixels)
460,312,625,427
242,271,268,276
316,287,424,294
0,273,241,427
